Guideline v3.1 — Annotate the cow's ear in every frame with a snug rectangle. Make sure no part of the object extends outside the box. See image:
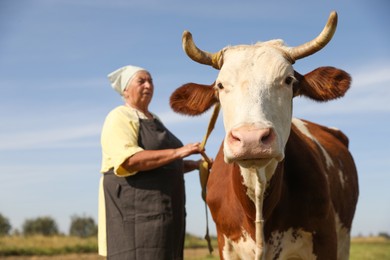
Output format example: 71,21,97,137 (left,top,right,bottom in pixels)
294,67,351,101
170,82,218,116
